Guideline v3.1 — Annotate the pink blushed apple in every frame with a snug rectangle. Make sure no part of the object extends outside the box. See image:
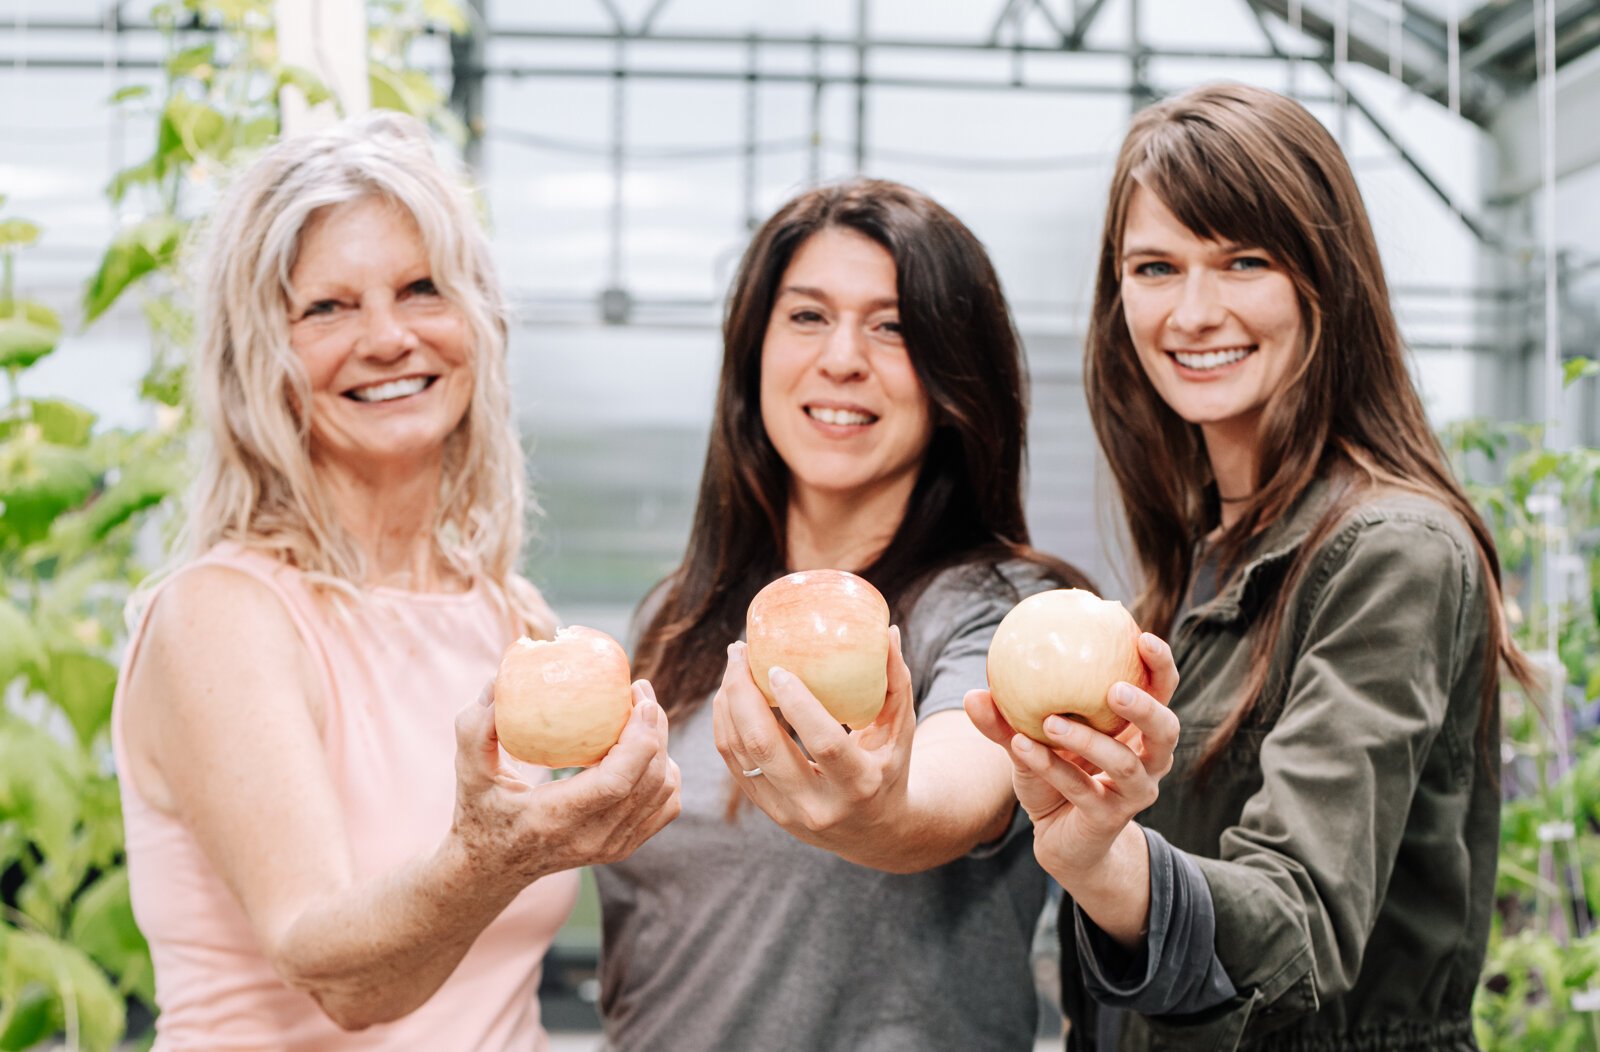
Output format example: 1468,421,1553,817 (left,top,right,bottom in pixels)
985,589,1149,741
493,626,634,768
